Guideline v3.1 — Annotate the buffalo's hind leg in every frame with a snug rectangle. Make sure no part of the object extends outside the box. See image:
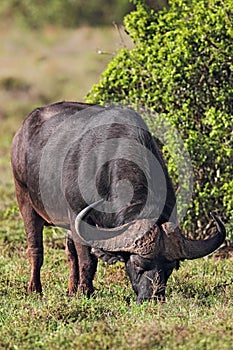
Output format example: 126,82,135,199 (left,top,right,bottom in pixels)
65,231,79,295
14,180,44,293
